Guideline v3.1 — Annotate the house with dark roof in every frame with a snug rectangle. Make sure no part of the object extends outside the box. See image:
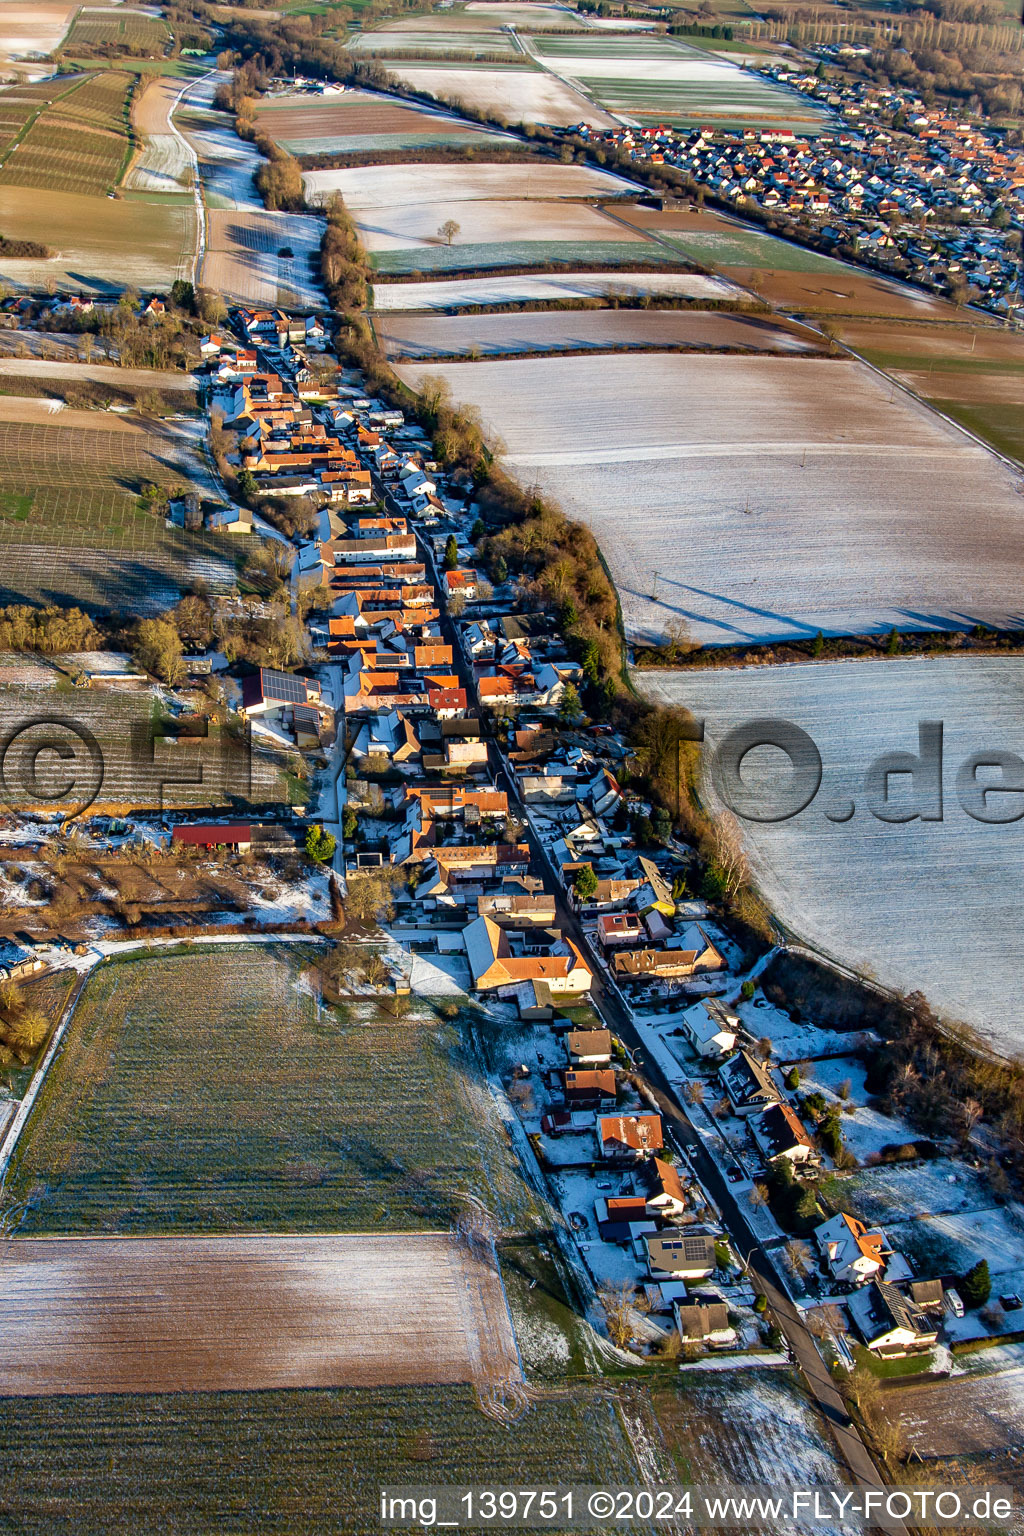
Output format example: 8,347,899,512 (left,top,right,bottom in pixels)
642,1232,717,1280
847,1280,939,1357
750,1101,816,1166
719,1050,783,1115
